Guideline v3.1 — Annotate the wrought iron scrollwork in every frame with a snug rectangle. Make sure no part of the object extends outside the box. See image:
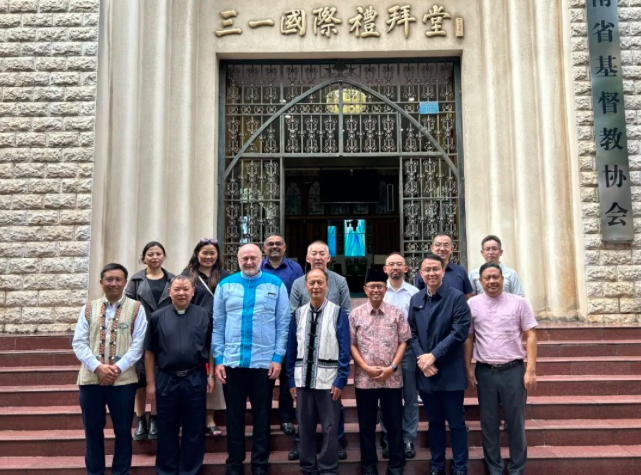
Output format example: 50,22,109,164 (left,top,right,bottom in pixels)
223,61,461,277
